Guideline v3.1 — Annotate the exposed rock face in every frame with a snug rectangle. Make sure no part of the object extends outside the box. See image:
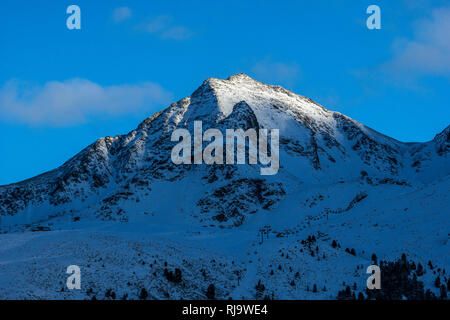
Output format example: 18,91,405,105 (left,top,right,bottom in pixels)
434,125,450,155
